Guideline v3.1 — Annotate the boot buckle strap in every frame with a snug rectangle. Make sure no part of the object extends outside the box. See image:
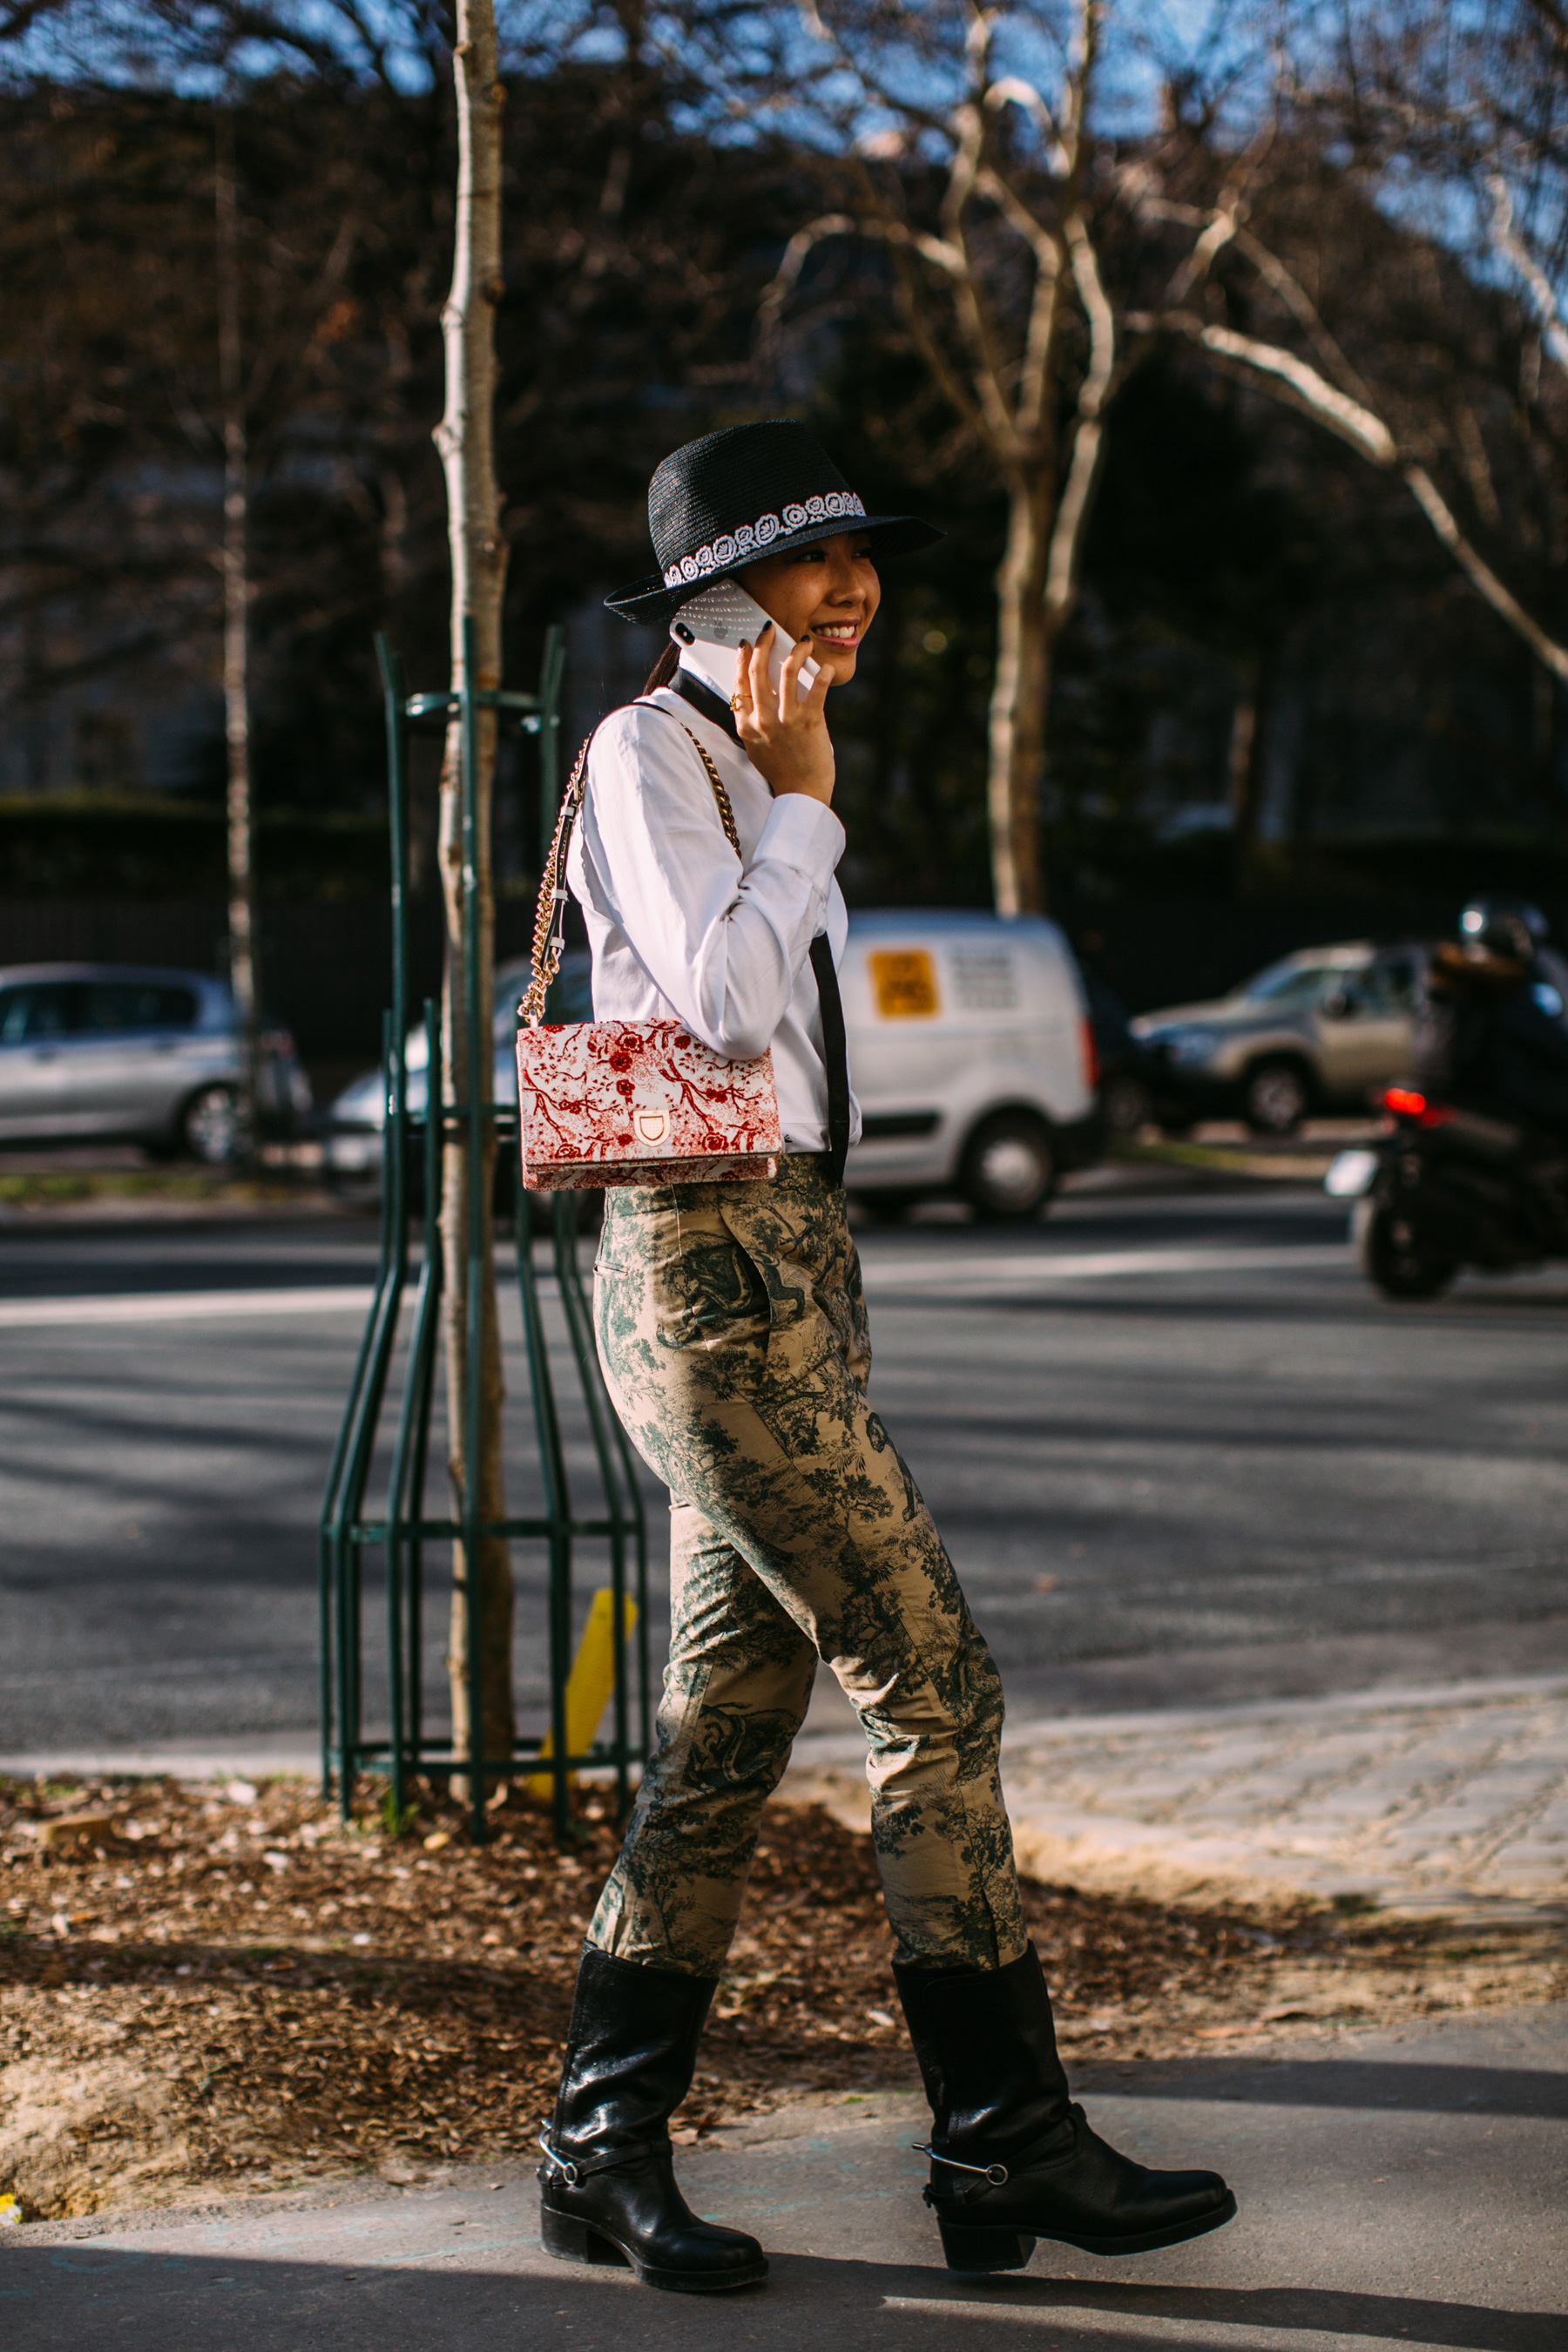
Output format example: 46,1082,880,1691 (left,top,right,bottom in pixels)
538,2130,664,2186
537,2132,579,2186
911,2142,1008,2187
